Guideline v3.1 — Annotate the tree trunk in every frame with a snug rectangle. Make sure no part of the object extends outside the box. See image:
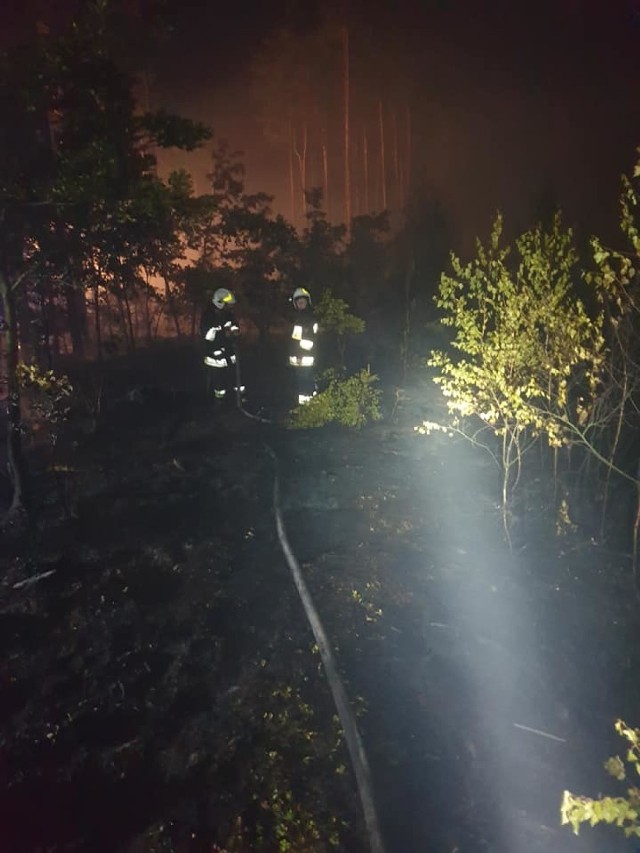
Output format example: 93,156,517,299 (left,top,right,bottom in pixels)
49,289,60,364
405,103,412,198
293,123,308,219
288,119,296,226
93,281,102,361
133,295,141,343
392,109,400,209
363,127,370,214
342,24,351,230
0,273,29,514
352,133,358,216
143,278,153,344
66,283,86,358
115,293,129,348
123,293,136,351
37,279,53,370
164,276,181,337
378,100,387,211
322,127,329,218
